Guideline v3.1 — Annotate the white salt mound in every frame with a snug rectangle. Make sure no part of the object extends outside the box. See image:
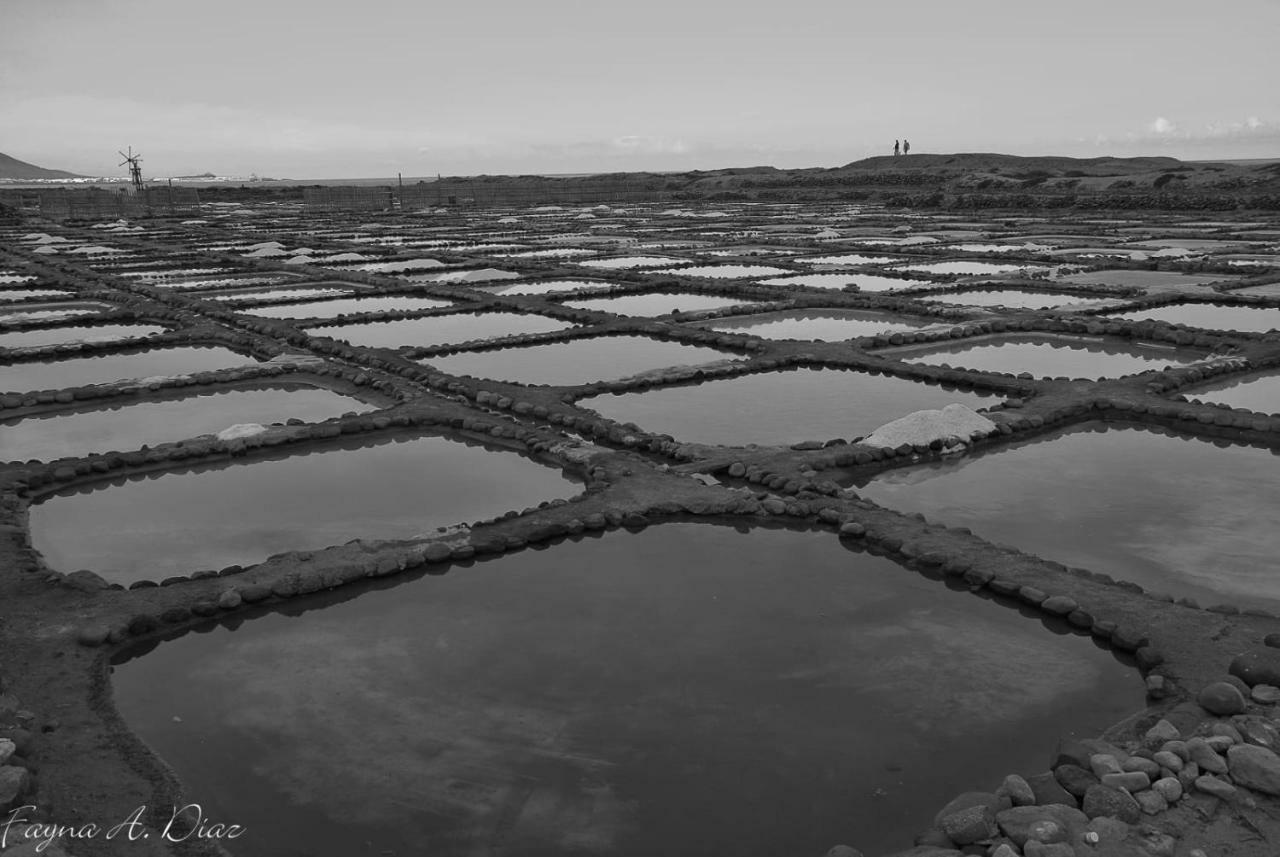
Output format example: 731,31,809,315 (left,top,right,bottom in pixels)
216,423,268,441
862,403,995,450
